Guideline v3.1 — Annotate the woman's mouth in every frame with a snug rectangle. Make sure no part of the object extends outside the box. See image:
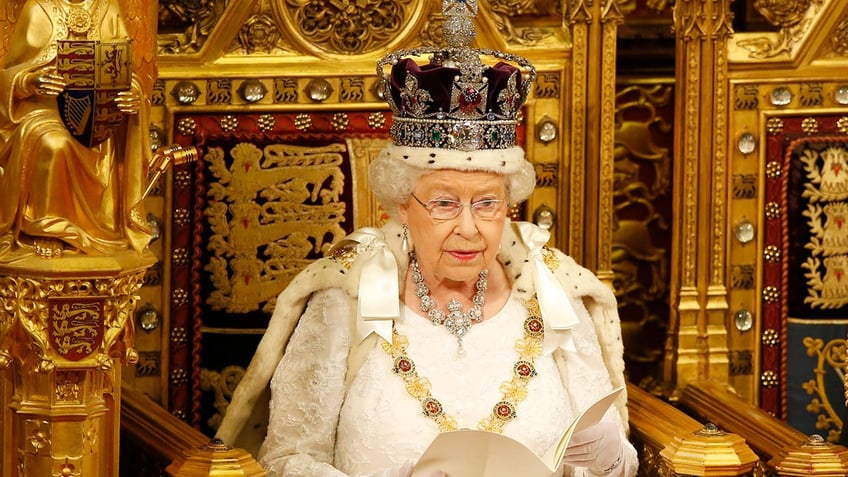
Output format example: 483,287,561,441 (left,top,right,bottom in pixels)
449,250,479,261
